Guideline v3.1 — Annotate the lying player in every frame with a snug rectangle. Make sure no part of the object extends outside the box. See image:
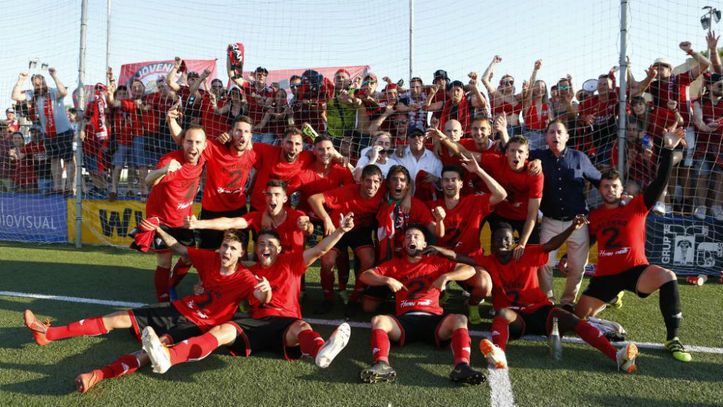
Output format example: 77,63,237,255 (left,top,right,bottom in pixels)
576,128,692,362
23,227,270,393
427,216,638,373
357,225,486,385
142,213,357,373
